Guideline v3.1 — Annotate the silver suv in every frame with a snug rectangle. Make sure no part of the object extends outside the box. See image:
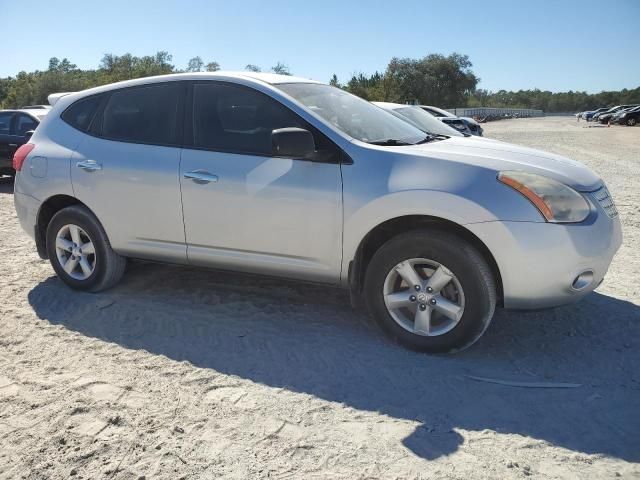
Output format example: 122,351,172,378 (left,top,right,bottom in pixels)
13,72,622,352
